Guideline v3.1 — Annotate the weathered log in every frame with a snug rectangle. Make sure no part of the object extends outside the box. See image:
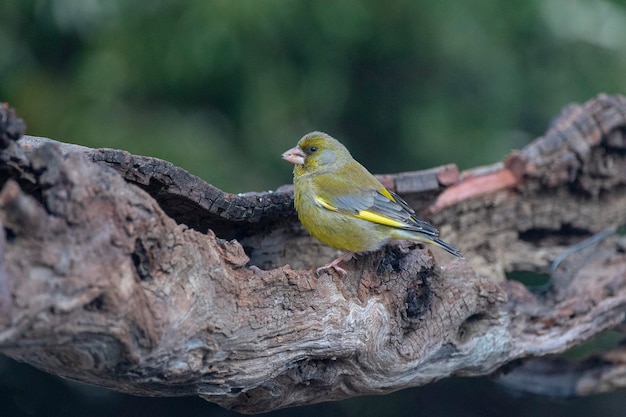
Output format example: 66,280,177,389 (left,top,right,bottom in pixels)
0,94,625,413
